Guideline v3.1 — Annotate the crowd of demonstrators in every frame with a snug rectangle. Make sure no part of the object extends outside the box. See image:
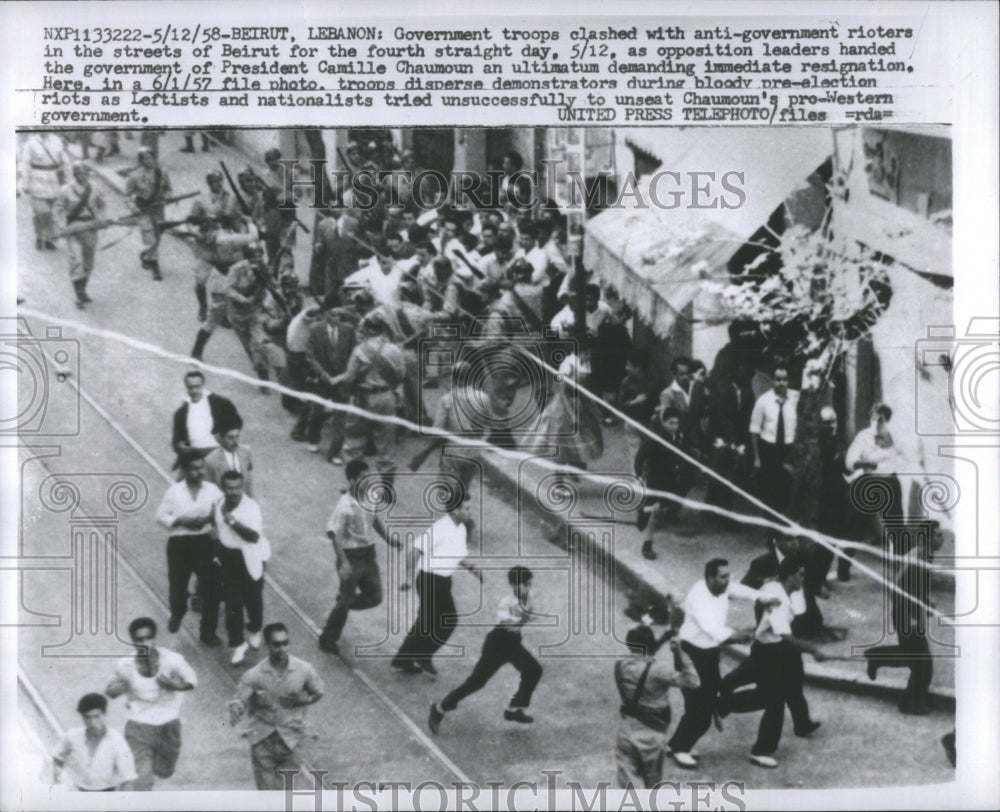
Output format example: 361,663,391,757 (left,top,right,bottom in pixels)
30,132,953,789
